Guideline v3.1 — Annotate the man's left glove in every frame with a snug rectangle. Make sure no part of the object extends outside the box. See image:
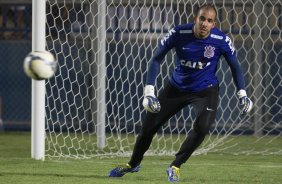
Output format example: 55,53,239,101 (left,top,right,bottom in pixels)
237,89,253,114
142,85,161,113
